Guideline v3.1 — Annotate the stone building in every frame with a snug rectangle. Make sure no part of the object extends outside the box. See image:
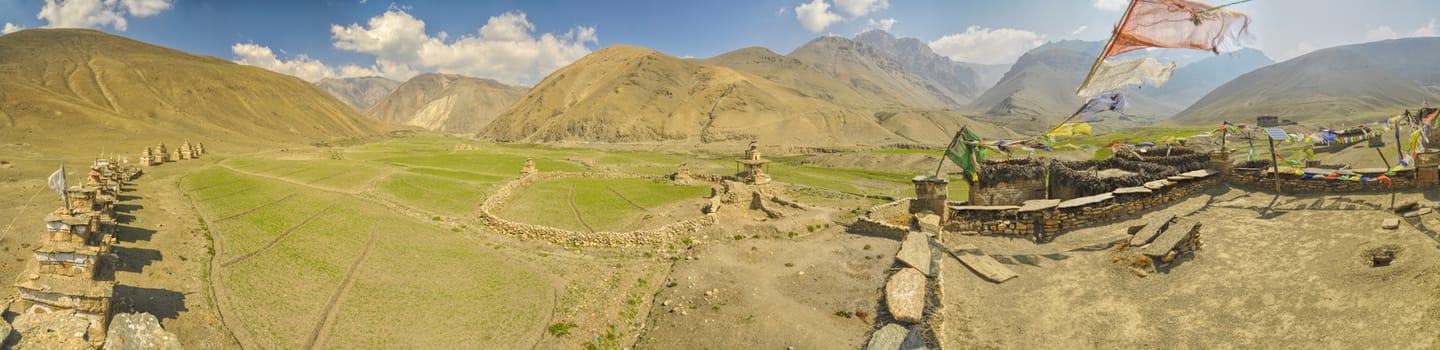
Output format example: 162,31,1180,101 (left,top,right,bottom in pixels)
14,210,116,345
735,141,771,185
